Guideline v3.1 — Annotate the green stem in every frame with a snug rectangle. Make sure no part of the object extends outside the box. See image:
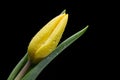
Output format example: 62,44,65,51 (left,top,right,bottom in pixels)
7,53,28,80
14,59,31,80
